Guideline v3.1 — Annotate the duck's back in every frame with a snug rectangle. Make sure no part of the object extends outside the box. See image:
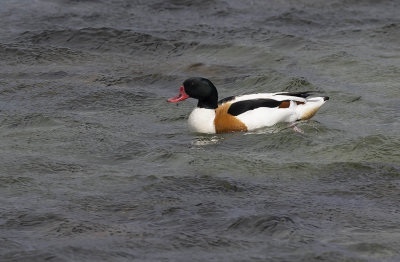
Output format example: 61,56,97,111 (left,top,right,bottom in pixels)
215,92,328,132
